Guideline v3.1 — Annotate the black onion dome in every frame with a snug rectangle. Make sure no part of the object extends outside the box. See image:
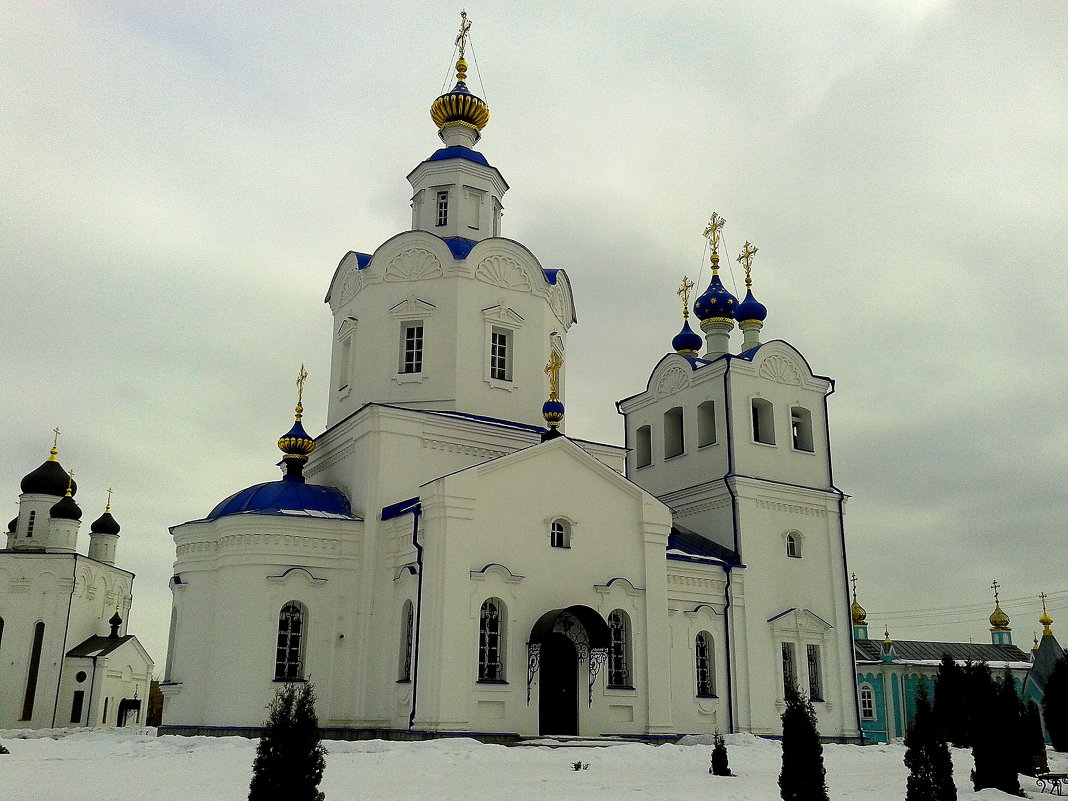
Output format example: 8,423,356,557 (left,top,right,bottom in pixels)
109,610,123,627
90,510,120,536
21,458,77,496
7,516,17,533
50,493,82,521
